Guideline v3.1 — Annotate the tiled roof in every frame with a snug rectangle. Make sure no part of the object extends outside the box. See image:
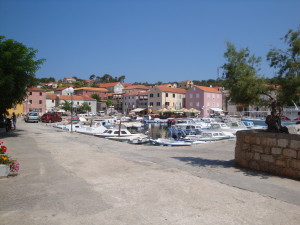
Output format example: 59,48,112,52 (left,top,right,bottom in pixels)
27,87,46,92
64,77,76,80
74,87,108,92
98,82,120,88
155,85,186,94
46,94,58,99
179,80,191,83
123,85,151,90
122,83,132,88
194,85,221,93
59,95,96,101
123,90,148,96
